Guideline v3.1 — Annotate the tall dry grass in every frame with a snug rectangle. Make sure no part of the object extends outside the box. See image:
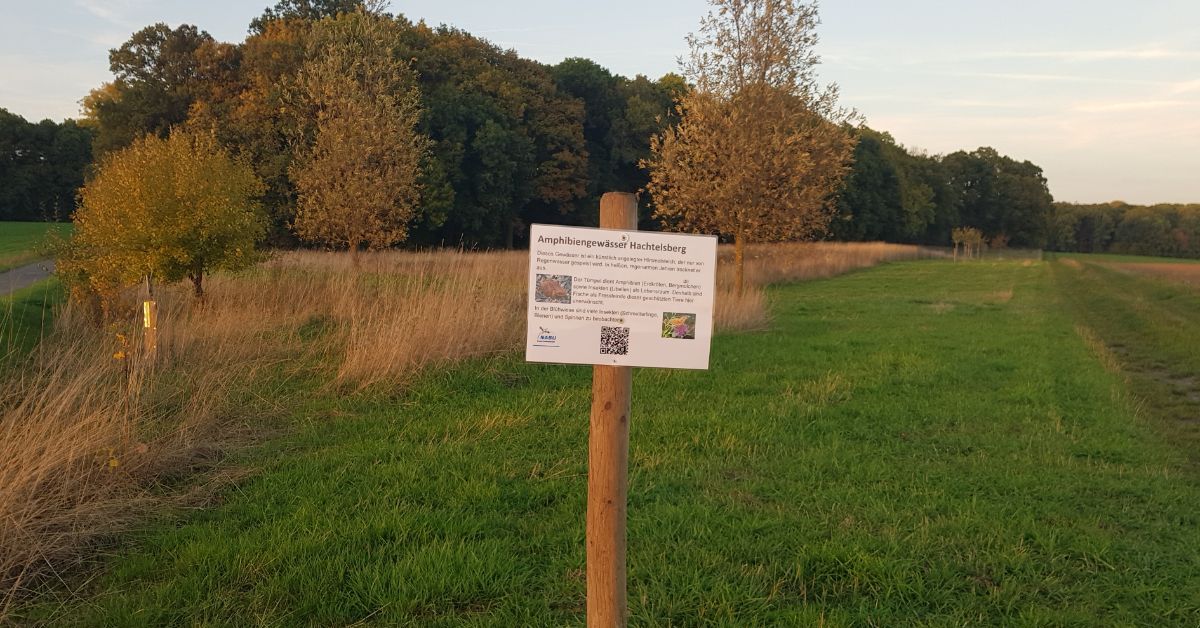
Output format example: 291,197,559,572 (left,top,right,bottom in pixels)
1,241,929,613
1,249,526,612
